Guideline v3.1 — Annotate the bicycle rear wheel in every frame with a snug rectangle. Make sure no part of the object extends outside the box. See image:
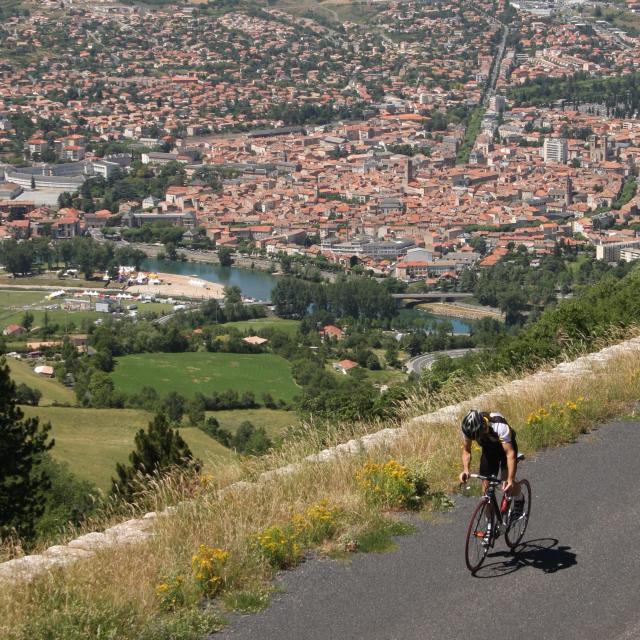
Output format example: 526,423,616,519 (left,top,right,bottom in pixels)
465,499,494,572
505,479,531,549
